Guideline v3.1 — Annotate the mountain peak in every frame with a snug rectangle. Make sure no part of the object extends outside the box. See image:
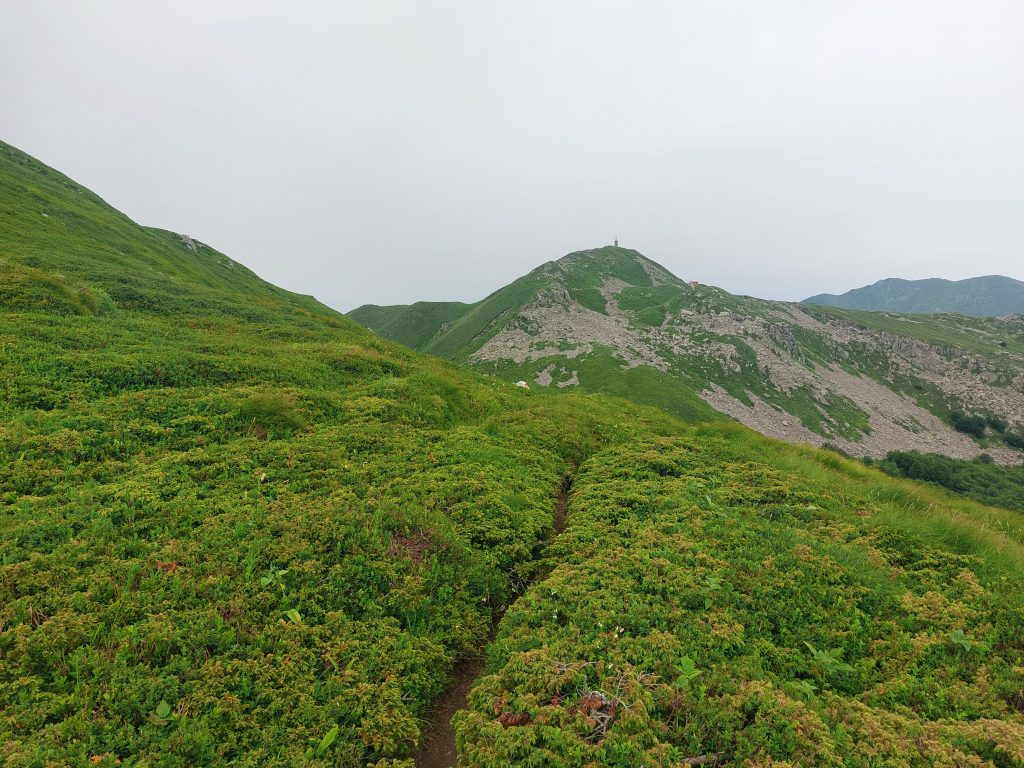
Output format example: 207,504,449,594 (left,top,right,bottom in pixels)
544,245,681,288
351,246,1024,462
